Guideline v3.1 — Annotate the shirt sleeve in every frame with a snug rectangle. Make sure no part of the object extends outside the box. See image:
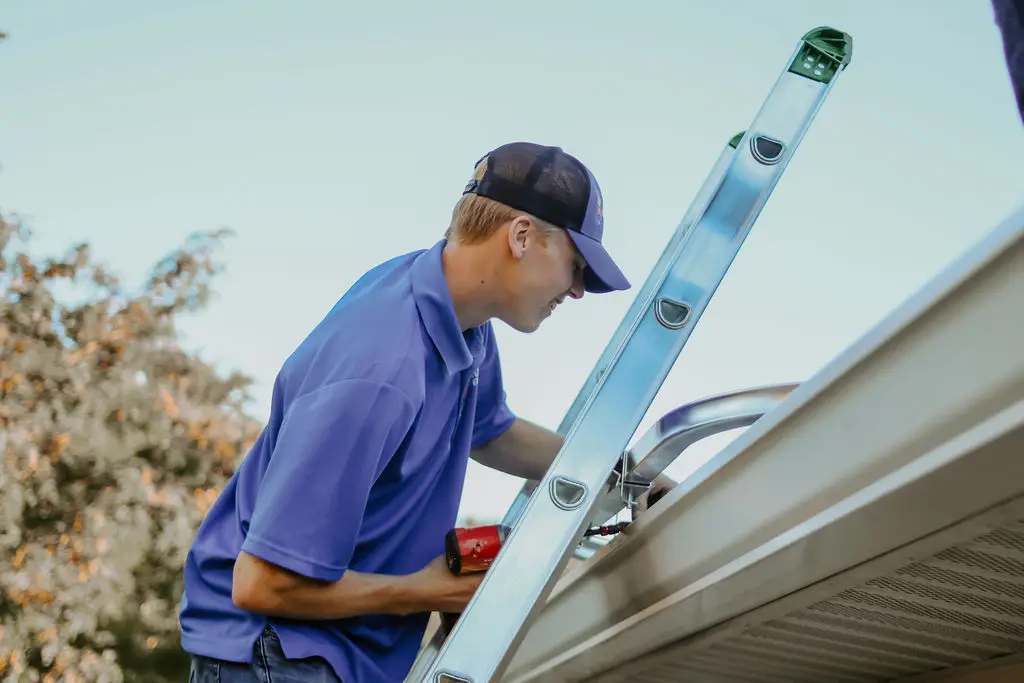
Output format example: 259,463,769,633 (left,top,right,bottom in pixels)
240,379,417,582
471,326,517,449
